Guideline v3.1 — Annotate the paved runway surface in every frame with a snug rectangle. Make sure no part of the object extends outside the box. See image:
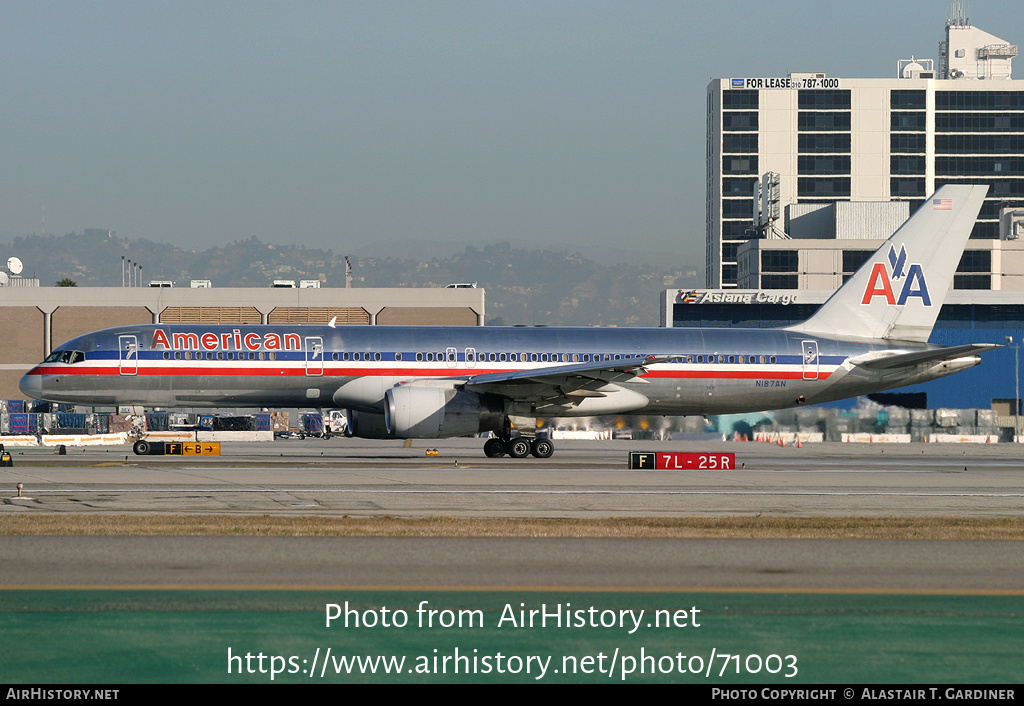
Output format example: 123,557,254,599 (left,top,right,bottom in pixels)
3,536,1023,591
2,438,1022,517
3,439,1023,592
